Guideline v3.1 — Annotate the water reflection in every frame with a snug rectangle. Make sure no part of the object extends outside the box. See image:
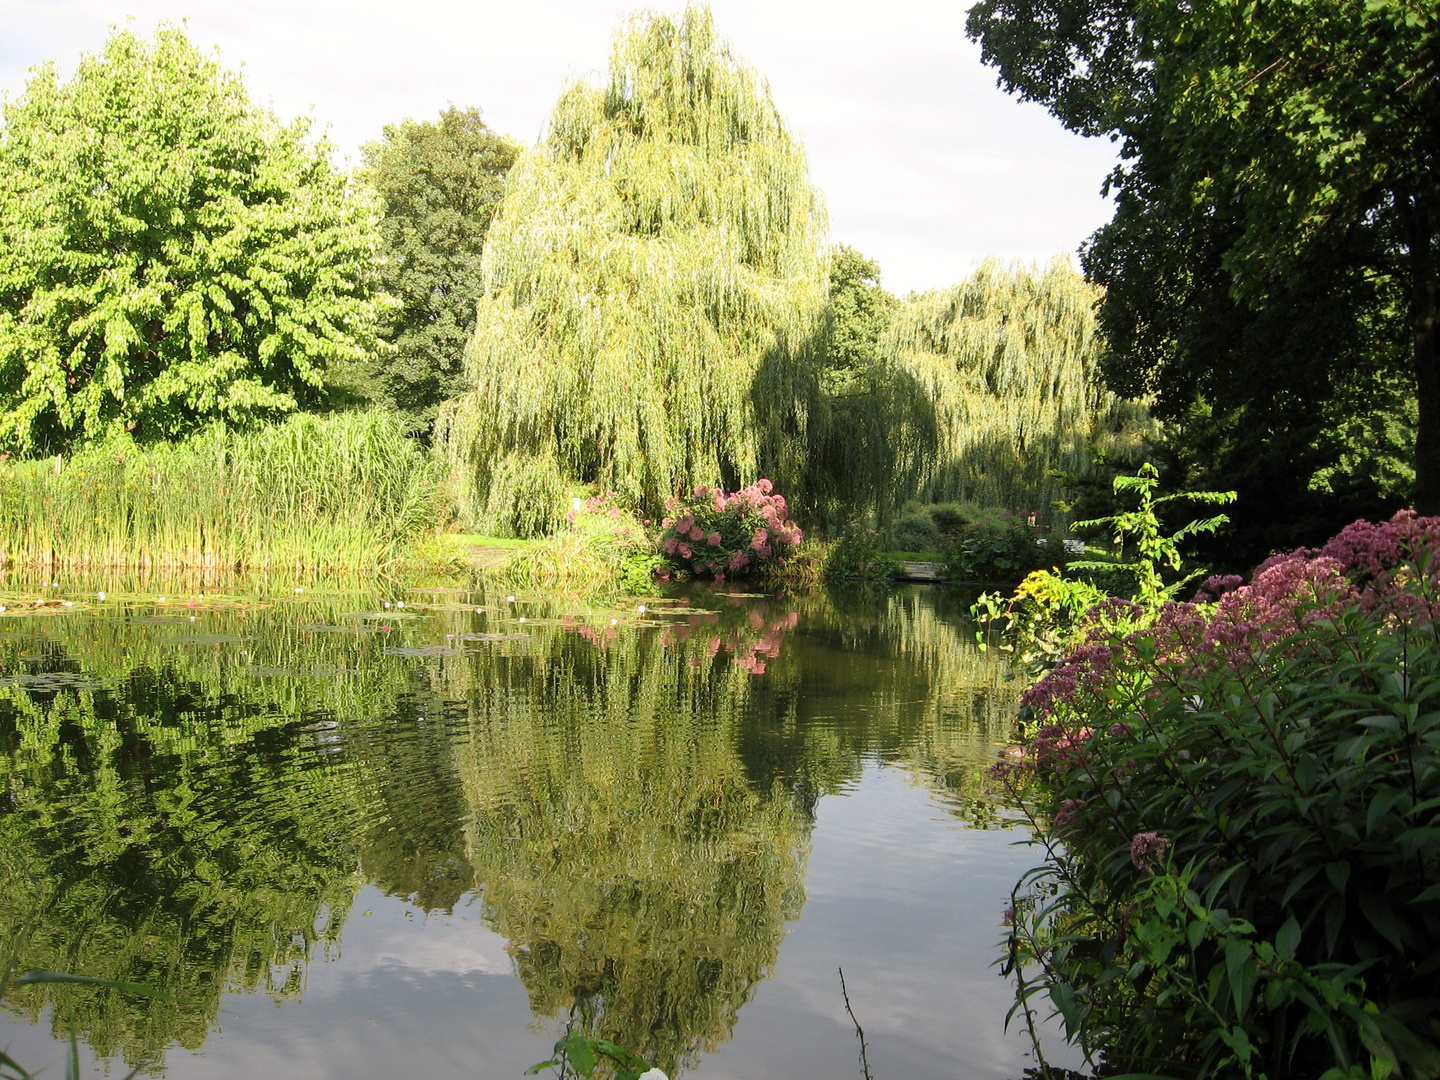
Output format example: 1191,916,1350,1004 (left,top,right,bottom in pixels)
0,578,1018,1076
